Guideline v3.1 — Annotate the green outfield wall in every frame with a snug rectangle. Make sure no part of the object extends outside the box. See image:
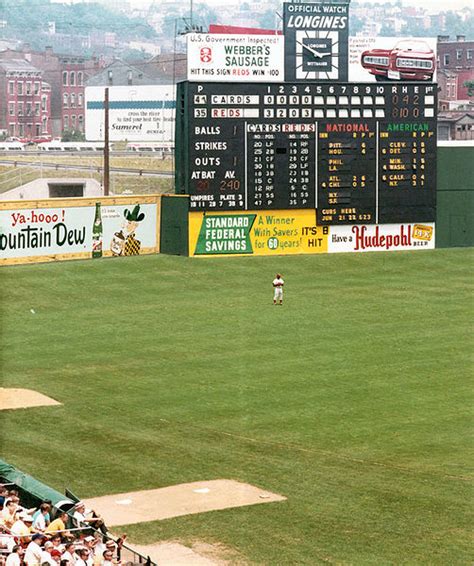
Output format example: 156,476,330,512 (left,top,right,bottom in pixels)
436,143,474,248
